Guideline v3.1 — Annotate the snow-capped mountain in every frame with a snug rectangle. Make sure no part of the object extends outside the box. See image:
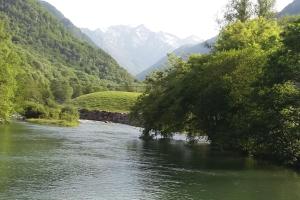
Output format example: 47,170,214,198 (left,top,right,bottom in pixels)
82,25,201,75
